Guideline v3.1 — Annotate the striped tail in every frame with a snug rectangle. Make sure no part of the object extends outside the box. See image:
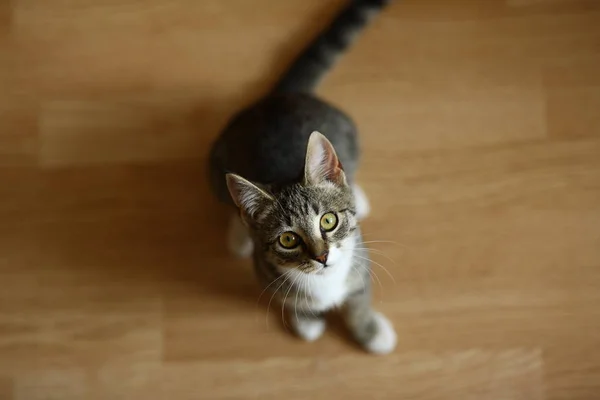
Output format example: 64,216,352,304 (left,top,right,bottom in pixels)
272,0,391,94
